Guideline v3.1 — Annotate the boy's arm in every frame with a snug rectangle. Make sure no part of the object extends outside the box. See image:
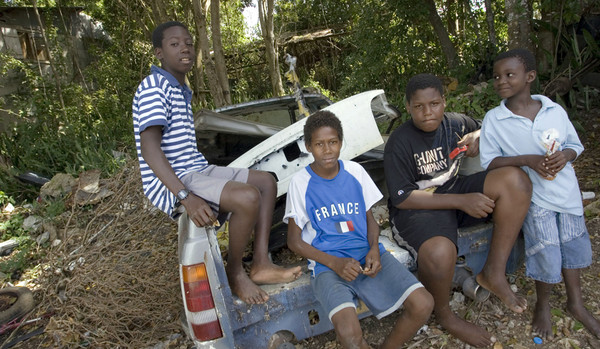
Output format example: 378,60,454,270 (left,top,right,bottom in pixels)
543,118,581,175
457,129,480,157
362,209,381,277
543,148,577,175
140,126,217,227
385,128,493,219
486,152,575,179
397,190,495,219
287,218,362,282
